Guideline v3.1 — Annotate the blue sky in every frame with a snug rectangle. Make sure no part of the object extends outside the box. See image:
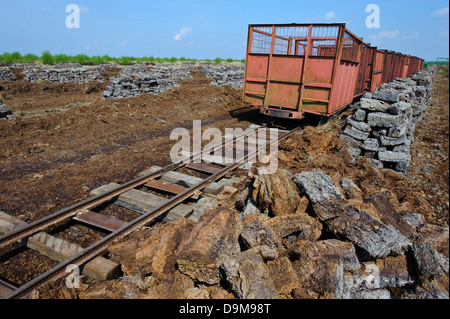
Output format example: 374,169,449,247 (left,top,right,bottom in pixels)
0,0,448,61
